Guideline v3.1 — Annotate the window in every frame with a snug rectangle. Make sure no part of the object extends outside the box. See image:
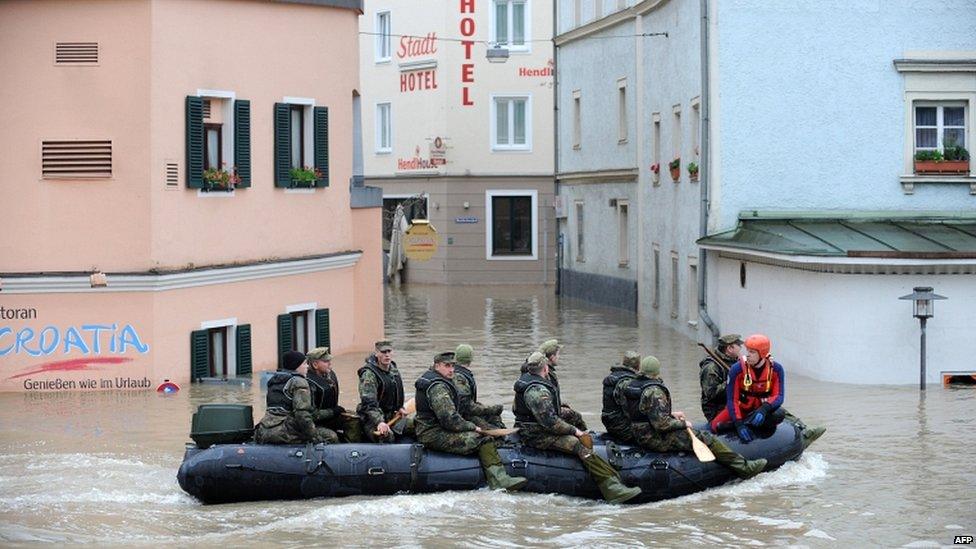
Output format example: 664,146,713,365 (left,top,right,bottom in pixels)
572,90,581,150
376,11,391,62
914,103,967,152
274,98,328,188
652,113,661,185
670,252,679,319
486,189,538,260
691,98,701,160
652,245,660,308
493,0,528,50
492,95,531,150
376,102,392,153
204,124,222,171
186,91,251,190
575,201,584,262
291,310,309,353
617,201,629,265
290,105,304,169
618,78,628,143
672,105,682,162
277,307,330,368
208,327,227,377
688,258,698,326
